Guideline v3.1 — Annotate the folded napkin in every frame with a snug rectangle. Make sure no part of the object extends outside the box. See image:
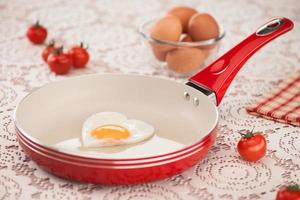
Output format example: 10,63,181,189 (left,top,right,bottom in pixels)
246,70,300,126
